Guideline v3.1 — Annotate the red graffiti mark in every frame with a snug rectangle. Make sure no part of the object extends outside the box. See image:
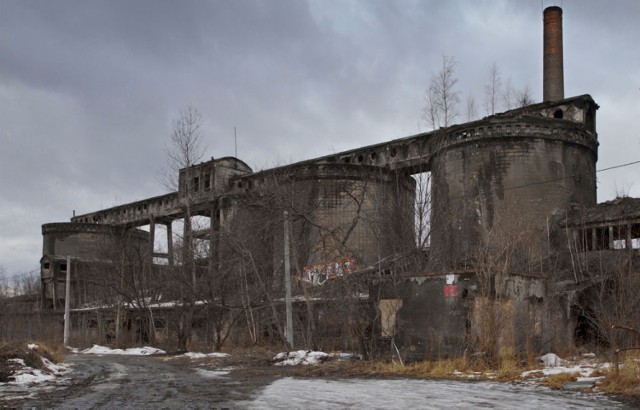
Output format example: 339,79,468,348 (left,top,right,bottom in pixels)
444,284,458,297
